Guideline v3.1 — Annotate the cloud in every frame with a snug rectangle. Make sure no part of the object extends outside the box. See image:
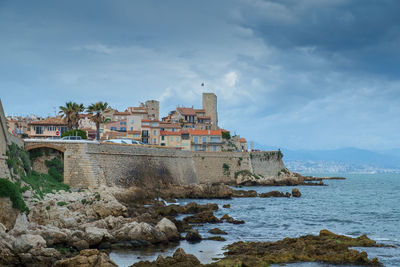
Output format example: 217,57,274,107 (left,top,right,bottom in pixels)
1,0,400,150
